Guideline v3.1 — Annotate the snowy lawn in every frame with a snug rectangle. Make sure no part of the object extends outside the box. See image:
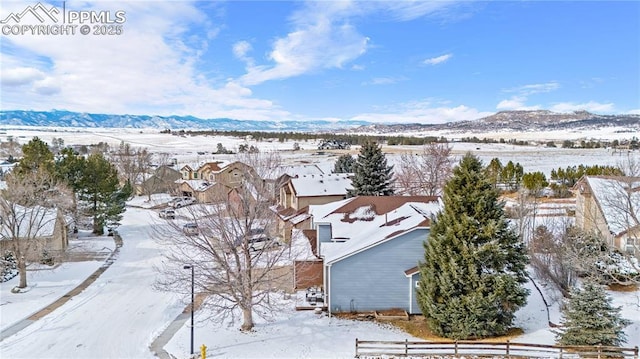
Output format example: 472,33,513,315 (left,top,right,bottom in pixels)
0,234,115,332
165,303,421,359
164,276,640,359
